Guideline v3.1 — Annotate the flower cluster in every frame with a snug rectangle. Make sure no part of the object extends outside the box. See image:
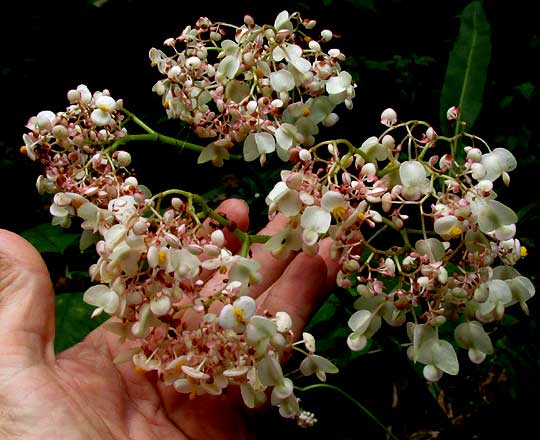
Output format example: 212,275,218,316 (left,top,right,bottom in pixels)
150,10,355,166
19,9,535,431
21,84,338,423
262,109,534,381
